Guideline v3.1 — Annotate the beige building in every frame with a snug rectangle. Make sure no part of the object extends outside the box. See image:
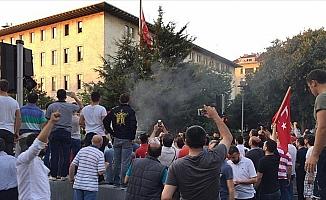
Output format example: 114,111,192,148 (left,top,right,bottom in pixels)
234,53,260,95
0,2,236,98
